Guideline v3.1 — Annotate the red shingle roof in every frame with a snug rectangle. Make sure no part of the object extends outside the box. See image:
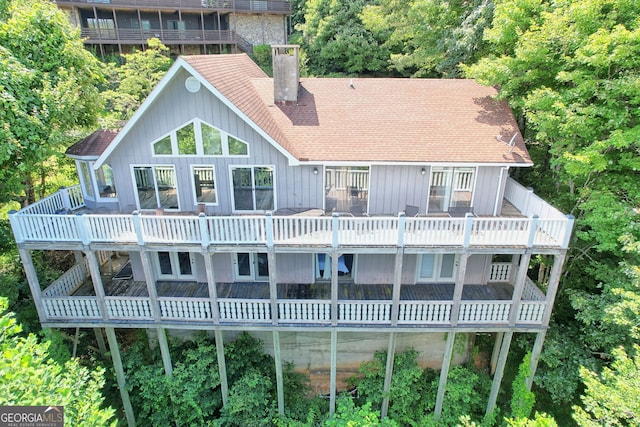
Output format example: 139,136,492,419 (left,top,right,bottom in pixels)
66,129,119,157
184,54,531,165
